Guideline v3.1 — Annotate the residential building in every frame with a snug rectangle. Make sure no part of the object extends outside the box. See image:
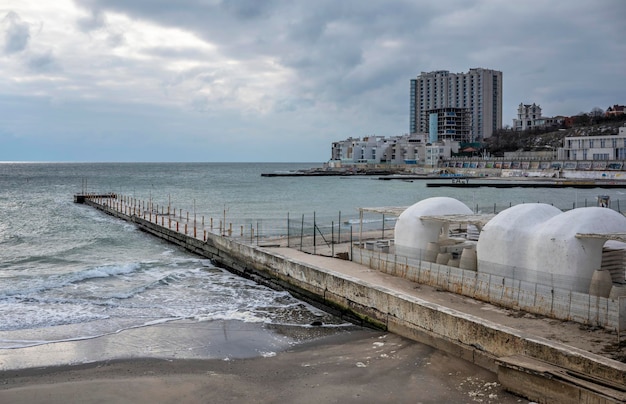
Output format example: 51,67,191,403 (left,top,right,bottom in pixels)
330,133,455,166
410,68,503,141
425,140,457,167
606,105,625,117
513,102,563,130
330,136,386,164
380,134,429,164
513,103,542,131
558,125,626,161
426,107,470,142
